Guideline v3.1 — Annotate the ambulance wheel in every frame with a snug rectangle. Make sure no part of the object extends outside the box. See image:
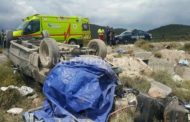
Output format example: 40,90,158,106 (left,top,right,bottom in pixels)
39,38,60,68
5,31,13,48
69,39,77,45
87,39,107,59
